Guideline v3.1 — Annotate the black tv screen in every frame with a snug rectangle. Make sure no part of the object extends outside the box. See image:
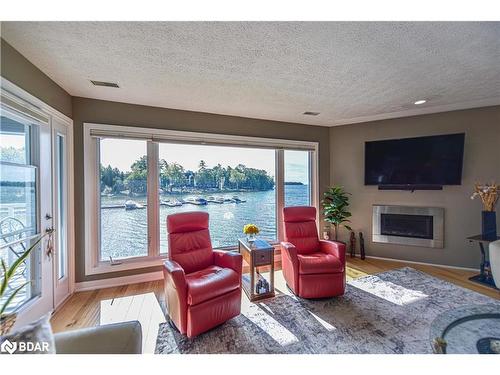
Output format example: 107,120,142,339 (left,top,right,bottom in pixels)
365,133,465,186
